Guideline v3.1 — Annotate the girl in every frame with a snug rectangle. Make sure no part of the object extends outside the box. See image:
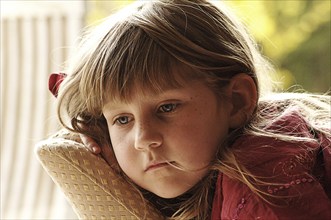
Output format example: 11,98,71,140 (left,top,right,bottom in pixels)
52,0,331,219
